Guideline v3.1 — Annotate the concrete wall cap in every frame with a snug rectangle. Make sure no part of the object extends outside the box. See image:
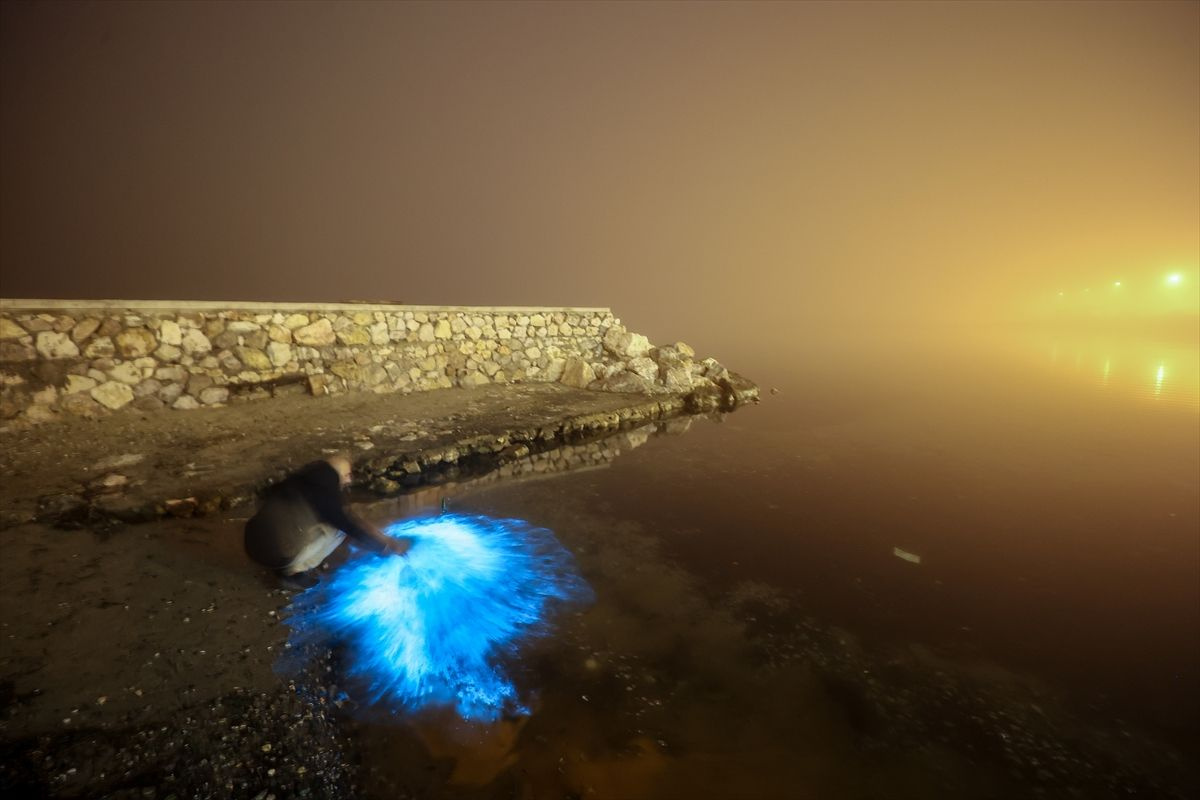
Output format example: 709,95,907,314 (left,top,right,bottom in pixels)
0,299,612,314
